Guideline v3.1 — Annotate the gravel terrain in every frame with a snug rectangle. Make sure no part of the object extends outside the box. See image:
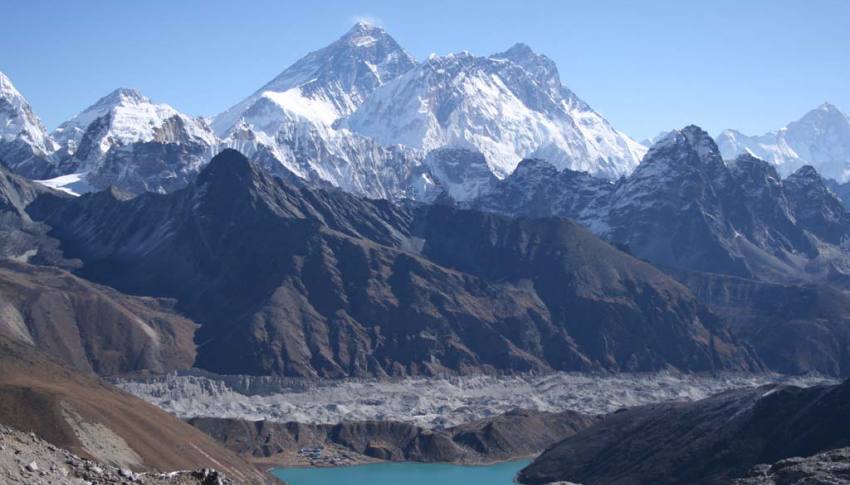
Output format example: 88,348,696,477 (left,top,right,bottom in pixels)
0,424,234,484
734,447,850,484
